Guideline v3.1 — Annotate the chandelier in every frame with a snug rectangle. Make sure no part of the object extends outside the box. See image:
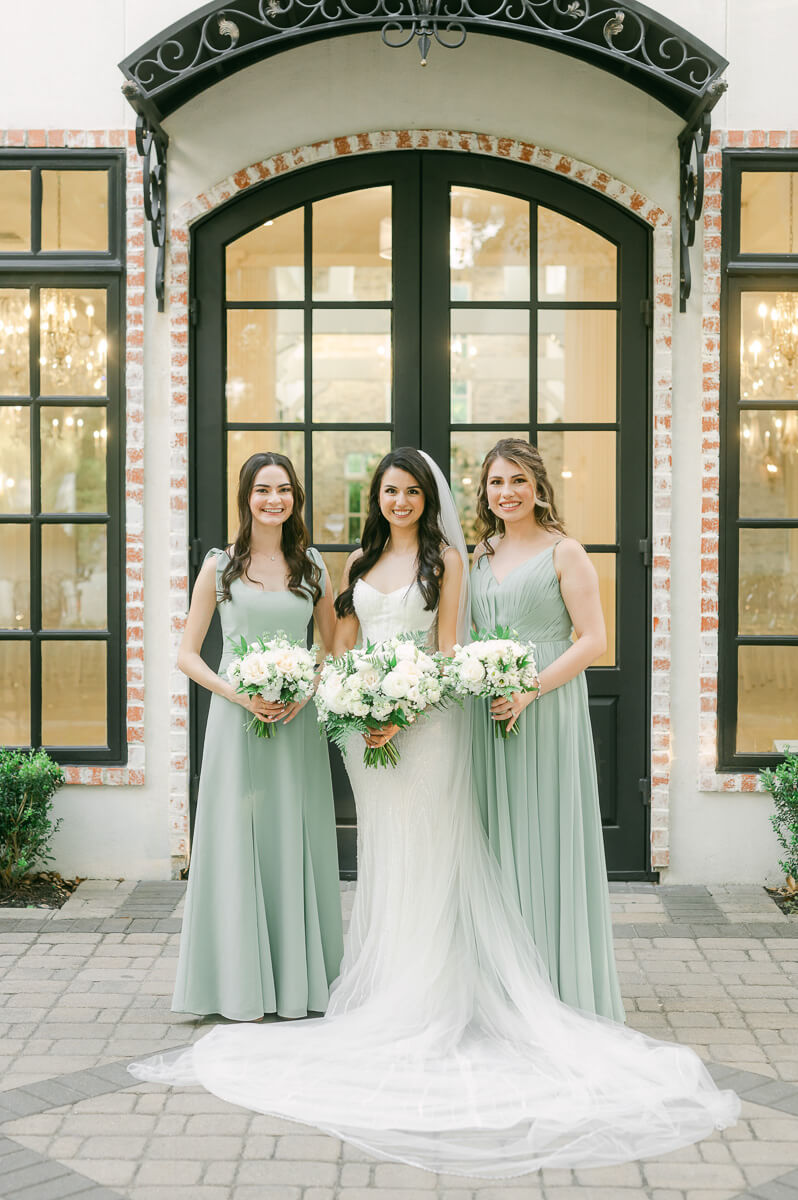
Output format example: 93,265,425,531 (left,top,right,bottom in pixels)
740,293,798,400
40,292,107,393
